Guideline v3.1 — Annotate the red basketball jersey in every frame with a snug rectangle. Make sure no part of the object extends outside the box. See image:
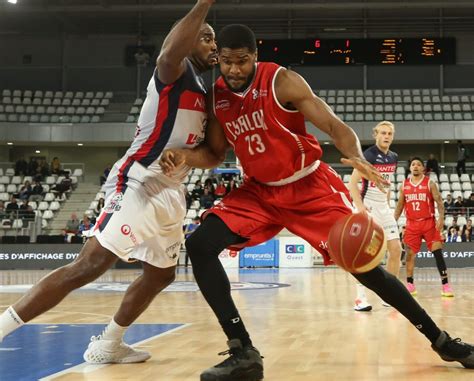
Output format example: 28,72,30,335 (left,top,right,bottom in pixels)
213,62,323,183
402,176,436,220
